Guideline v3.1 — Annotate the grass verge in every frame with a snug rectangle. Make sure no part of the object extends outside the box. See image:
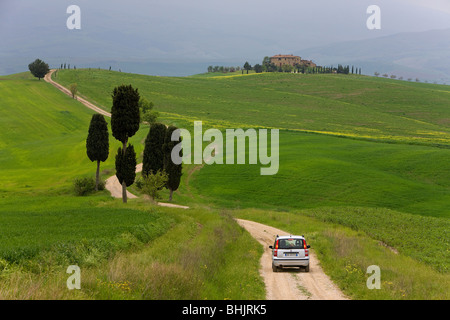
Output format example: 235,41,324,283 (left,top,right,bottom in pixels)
233,208,449,300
